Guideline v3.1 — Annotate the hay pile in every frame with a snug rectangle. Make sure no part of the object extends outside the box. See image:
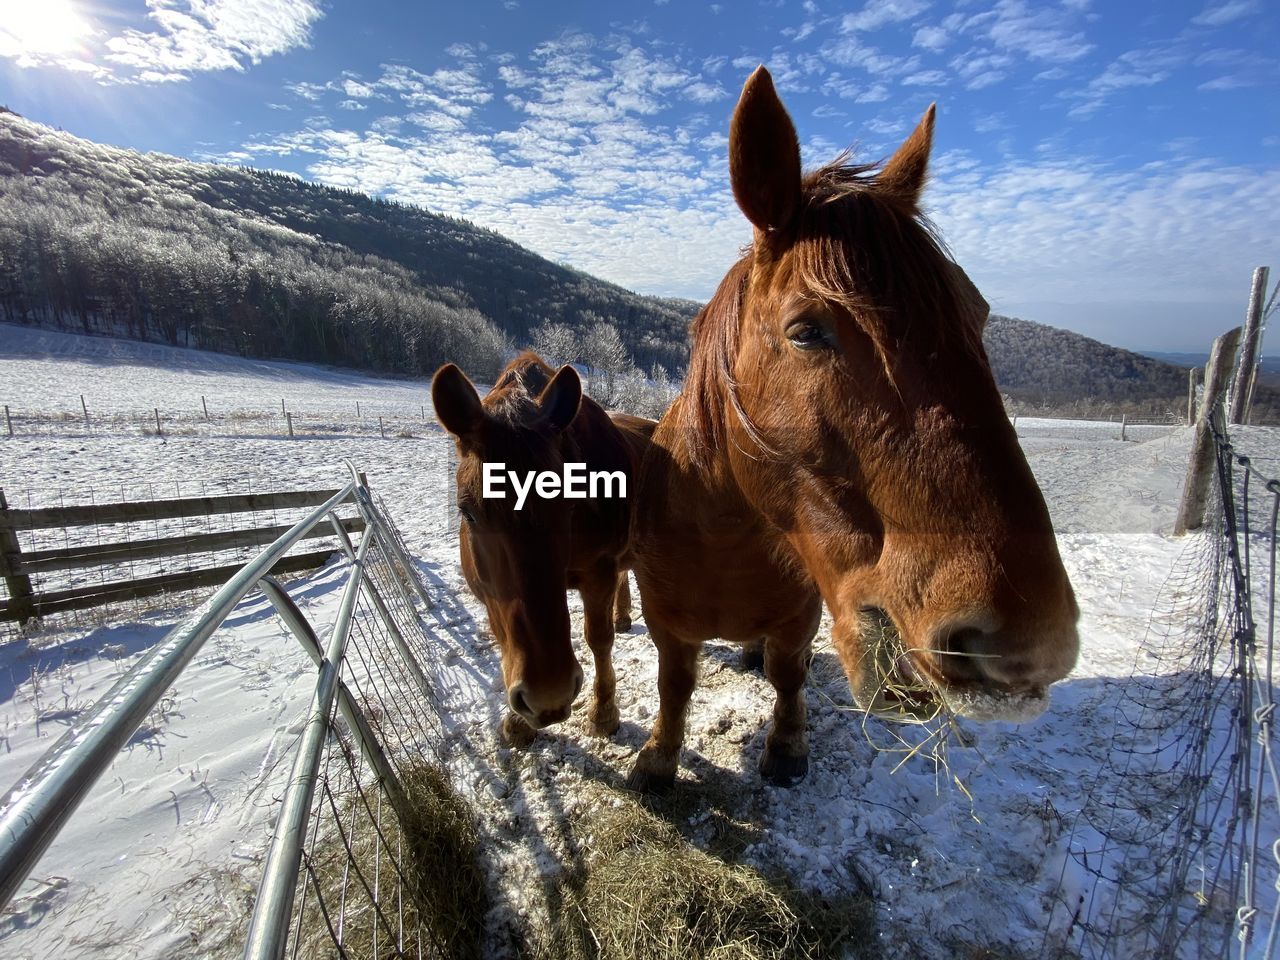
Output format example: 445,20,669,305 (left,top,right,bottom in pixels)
294,758,488,960
397,762,489,958
547,795,875,960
